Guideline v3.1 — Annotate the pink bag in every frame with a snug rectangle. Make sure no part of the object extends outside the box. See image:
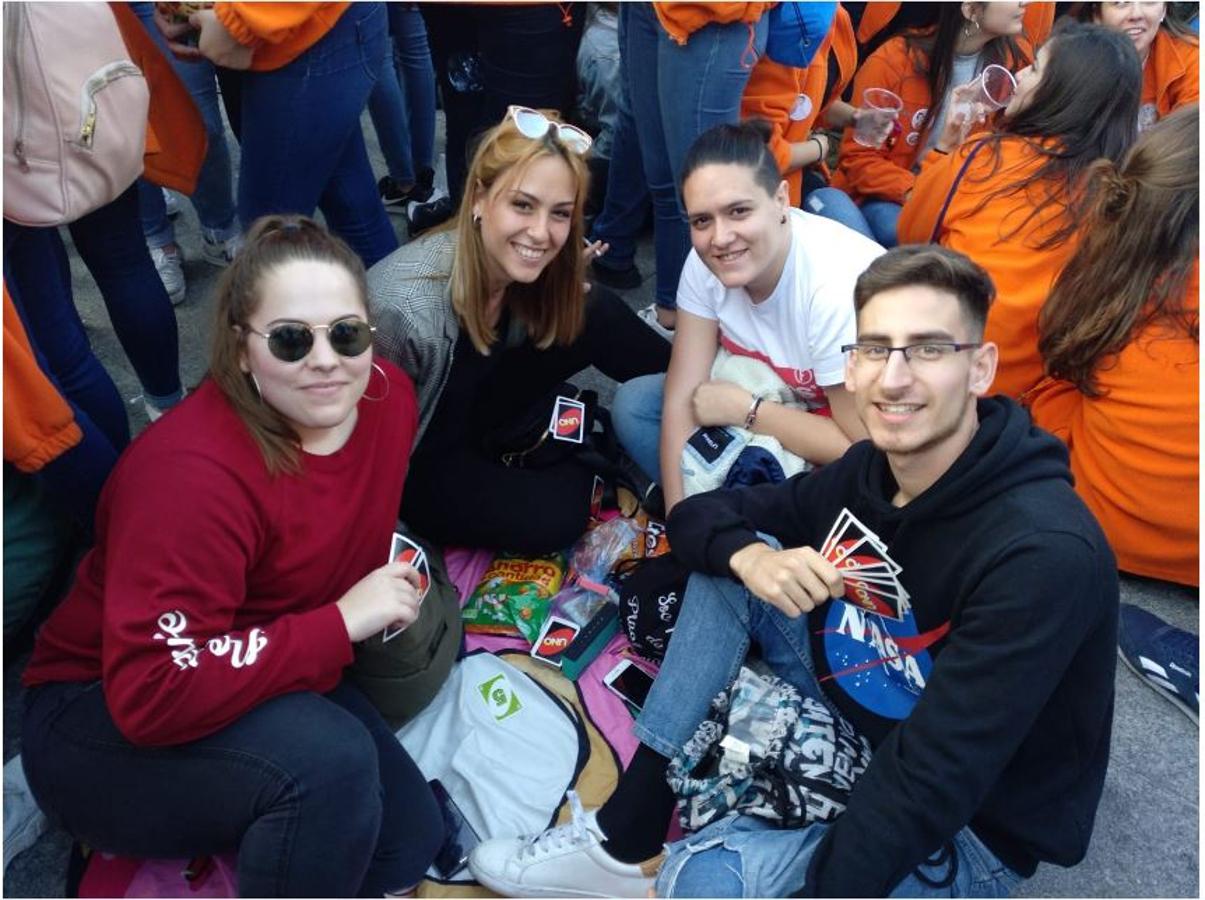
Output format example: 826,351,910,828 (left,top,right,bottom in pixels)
3,2,149,226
